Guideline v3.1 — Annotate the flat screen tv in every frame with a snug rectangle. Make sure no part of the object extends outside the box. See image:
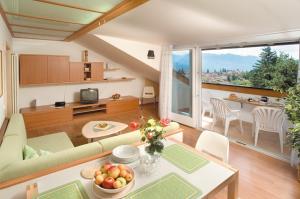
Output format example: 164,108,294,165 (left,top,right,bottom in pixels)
80,88,98,104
